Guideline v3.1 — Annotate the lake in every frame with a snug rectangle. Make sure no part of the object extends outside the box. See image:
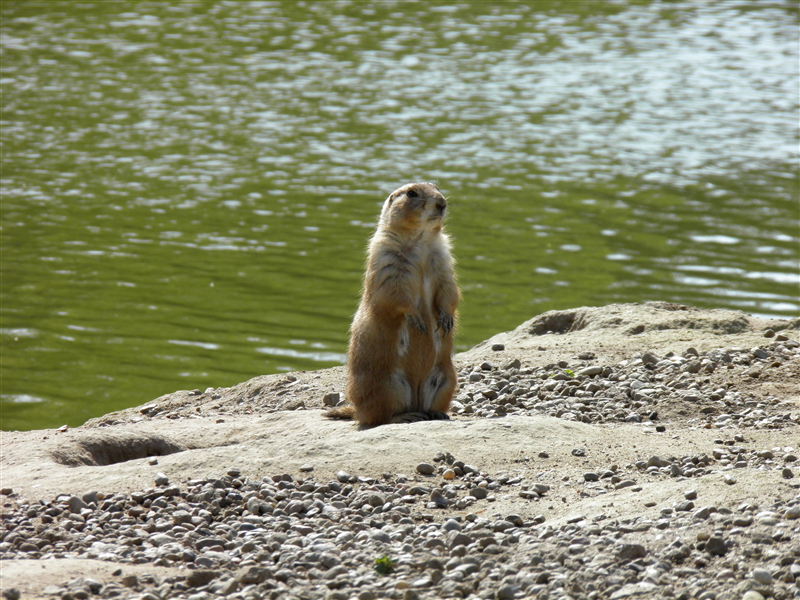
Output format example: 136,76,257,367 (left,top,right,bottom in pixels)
1,0,798,431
